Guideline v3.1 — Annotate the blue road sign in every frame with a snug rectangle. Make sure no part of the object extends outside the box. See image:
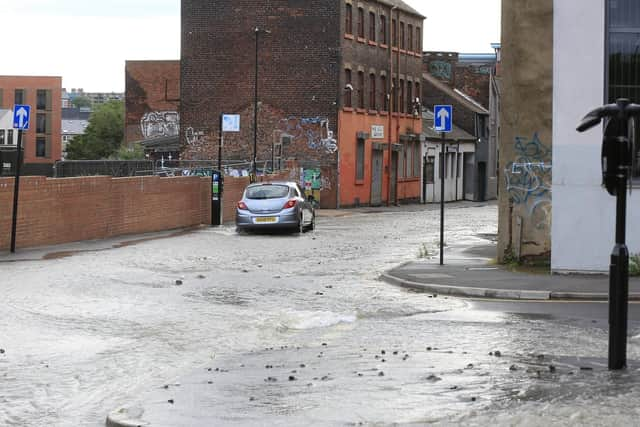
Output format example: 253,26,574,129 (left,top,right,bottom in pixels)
434,105,452,133
13,104,31,130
